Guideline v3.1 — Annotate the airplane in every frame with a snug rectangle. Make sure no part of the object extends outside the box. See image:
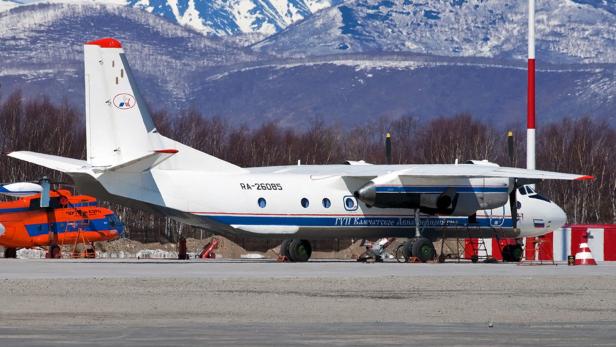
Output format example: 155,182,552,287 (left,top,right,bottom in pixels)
7,38,592,262
0,181,124,258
